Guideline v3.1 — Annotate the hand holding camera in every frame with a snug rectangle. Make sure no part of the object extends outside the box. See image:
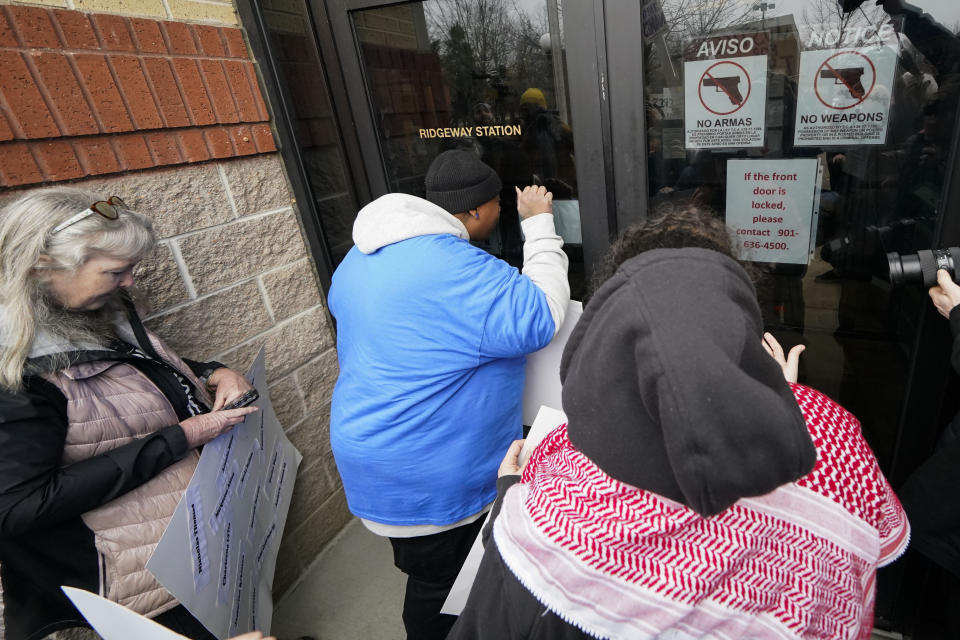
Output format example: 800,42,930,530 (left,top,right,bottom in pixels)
887,247,960,287
929,269,960,319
